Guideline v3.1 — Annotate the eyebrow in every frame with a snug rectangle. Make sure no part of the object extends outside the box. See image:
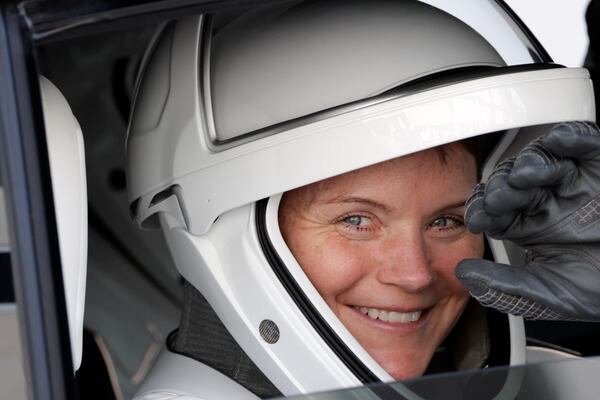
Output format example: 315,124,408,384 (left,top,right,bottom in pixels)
321,197,467,214
440,201,468,211
321,196,392,212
